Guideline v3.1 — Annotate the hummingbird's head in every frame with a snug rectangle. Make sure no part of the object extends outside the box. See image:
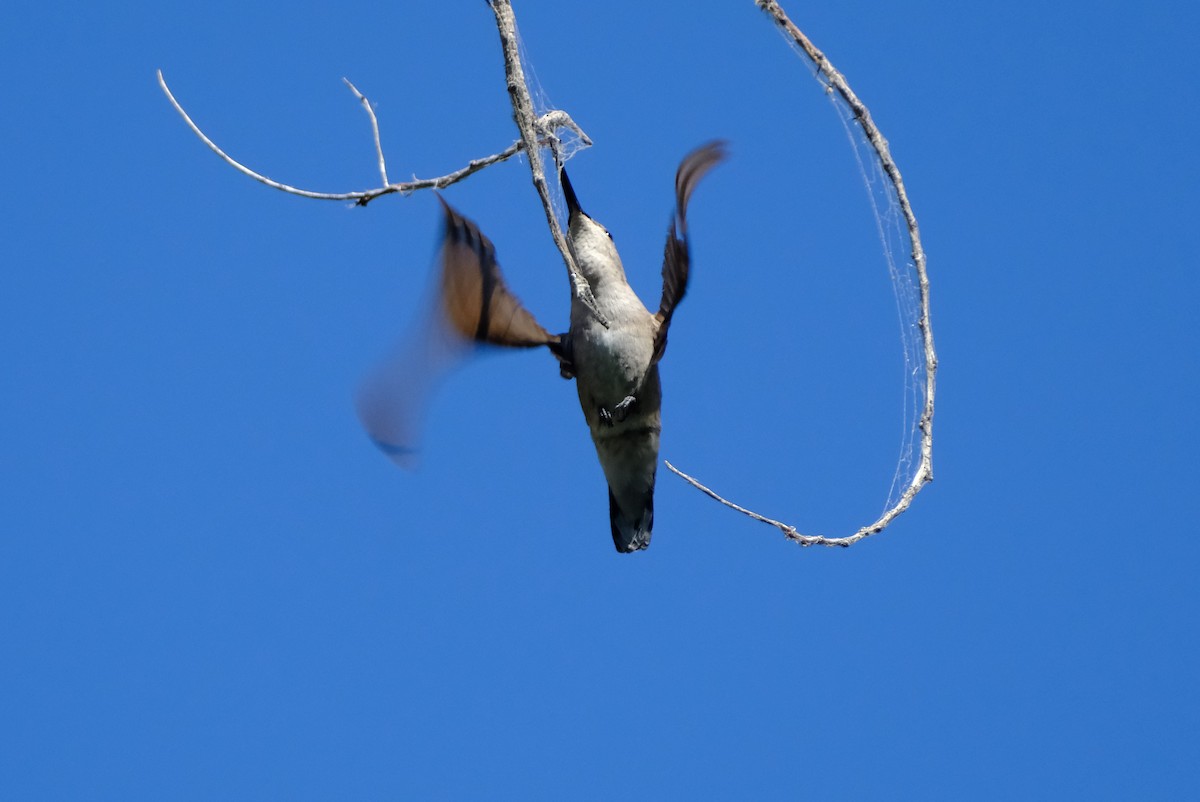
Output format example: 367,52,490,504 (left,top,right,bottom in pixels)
560,167,625,286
